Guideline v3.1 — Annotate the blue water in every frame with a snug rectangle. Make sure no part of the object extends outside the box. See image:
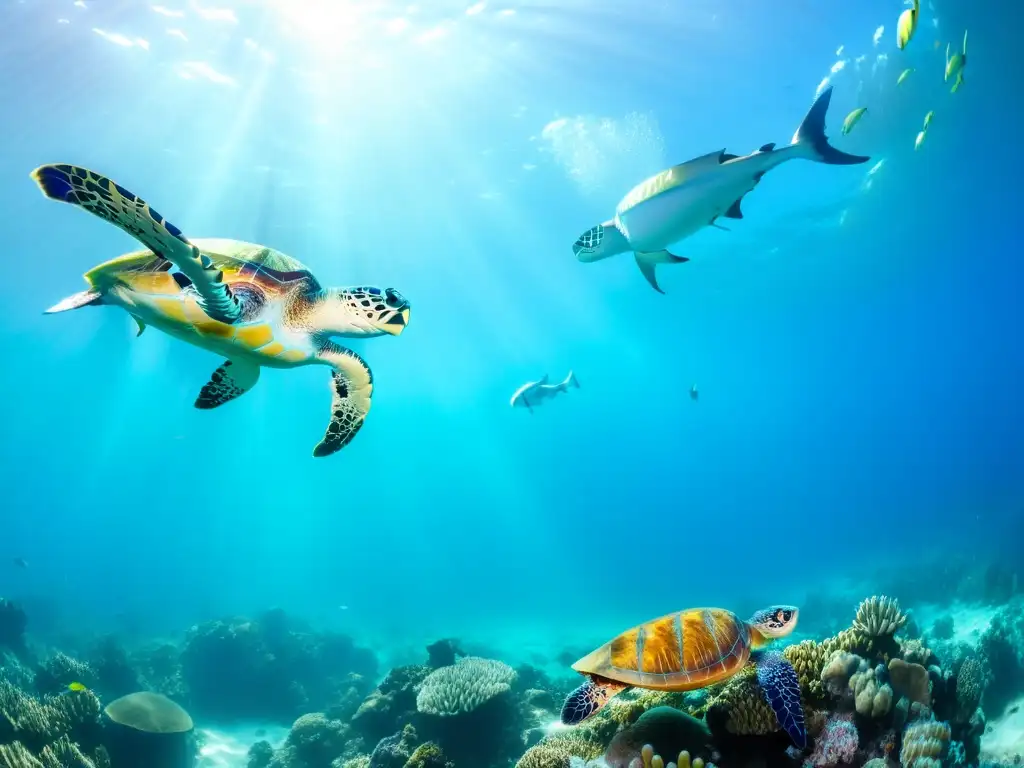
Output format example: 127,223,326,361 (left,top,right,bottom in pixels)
0,0,1021,668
